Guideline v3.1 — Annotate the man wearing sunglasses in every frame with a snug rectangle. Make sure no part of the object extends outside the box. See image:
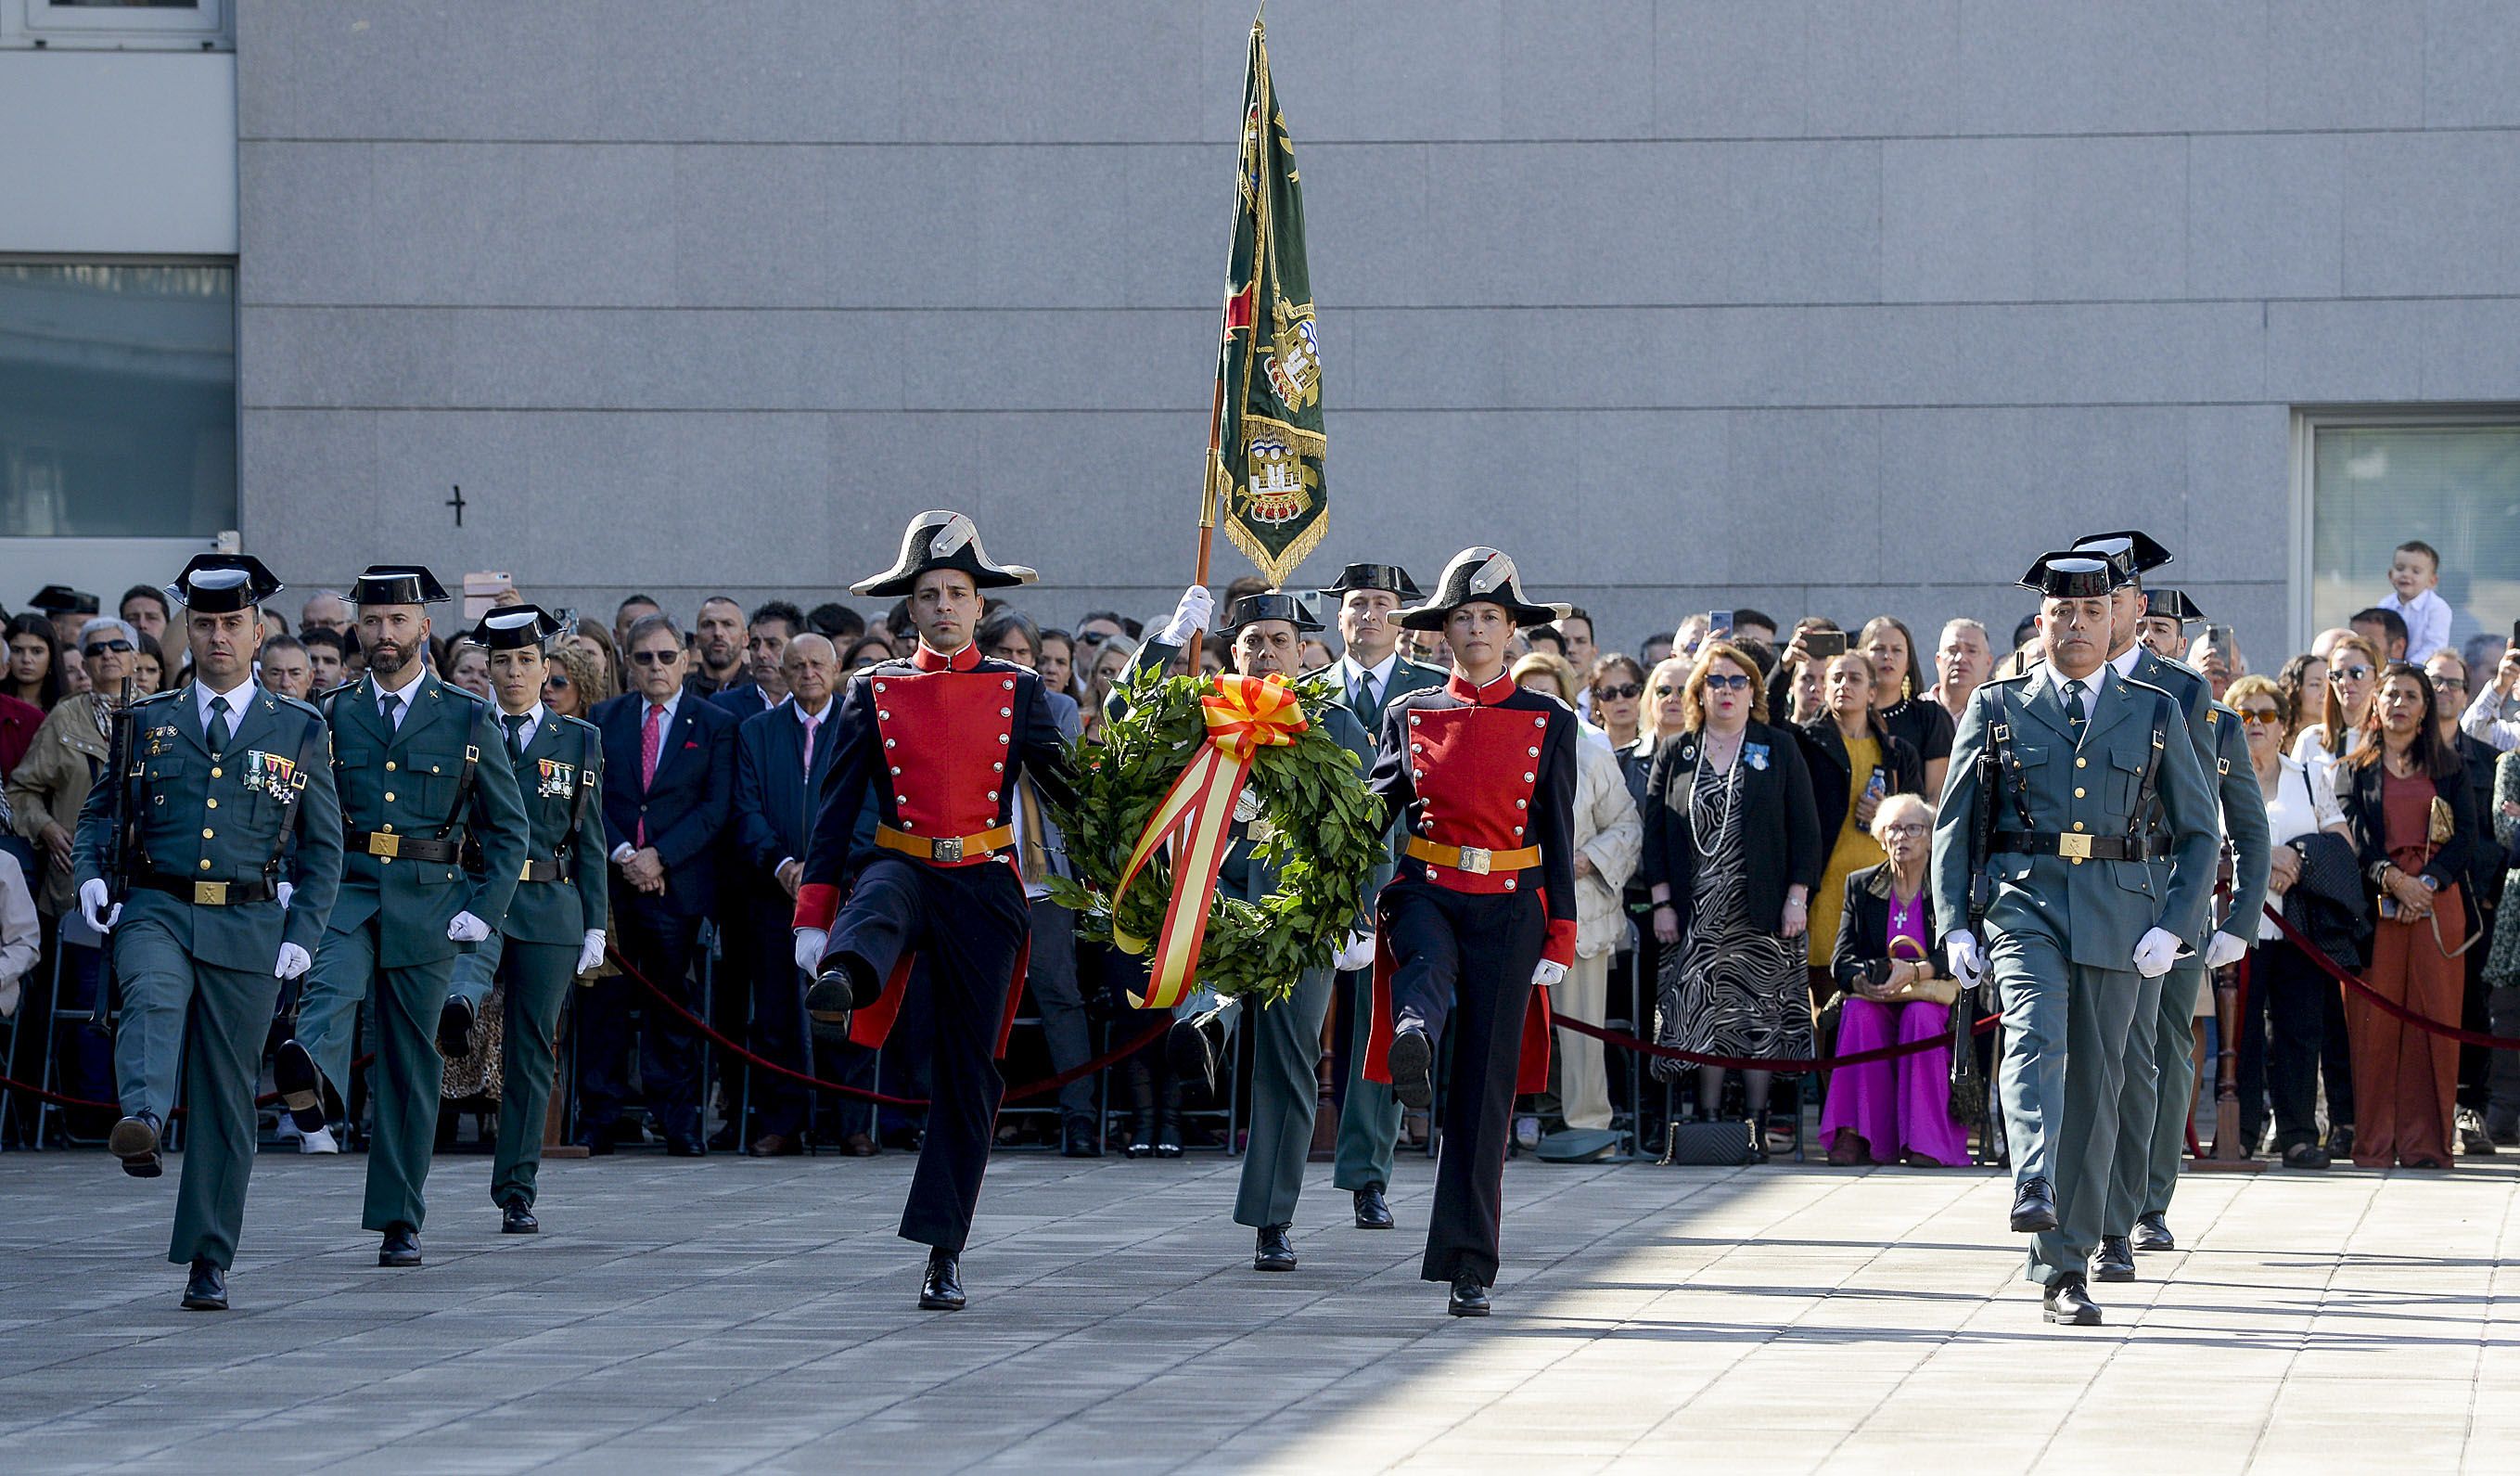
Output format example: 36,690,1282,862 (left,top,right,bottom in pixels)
72,555,343,1312
277,564,530,1272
